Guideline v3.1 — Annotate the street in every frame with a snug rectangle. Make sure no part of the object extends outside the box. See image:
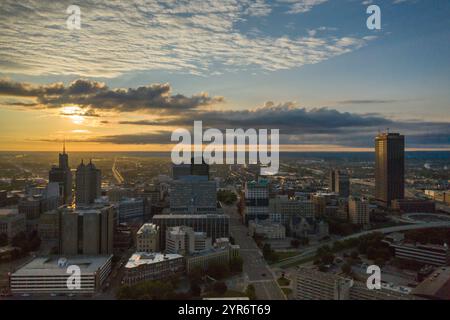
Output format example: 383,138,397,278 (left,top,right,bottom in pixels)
222,203,286,300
